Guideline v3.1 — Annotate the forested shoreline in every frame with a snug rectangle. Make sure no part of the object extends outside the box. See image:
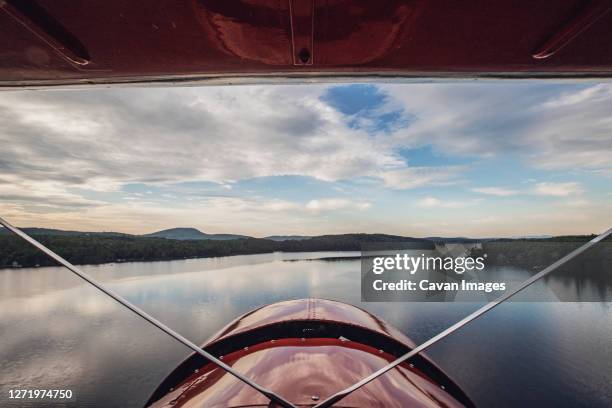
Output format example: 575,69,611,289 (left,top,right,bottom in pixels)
0,233,424,268
1,231,606,269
